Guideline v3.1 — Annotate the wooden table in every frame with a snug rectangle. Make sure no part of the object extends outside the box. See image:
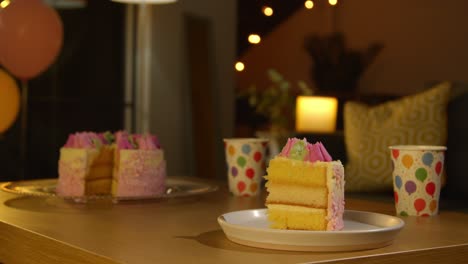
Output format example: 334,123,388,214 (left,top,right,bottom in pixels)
0,179,467,264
